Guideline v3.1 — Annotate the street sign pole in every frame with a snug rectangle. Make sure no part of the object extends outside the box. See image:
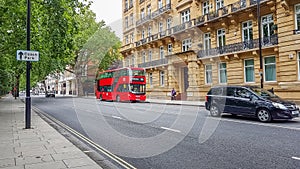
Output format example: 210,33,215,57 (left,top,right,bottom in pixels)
25,0,31,129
